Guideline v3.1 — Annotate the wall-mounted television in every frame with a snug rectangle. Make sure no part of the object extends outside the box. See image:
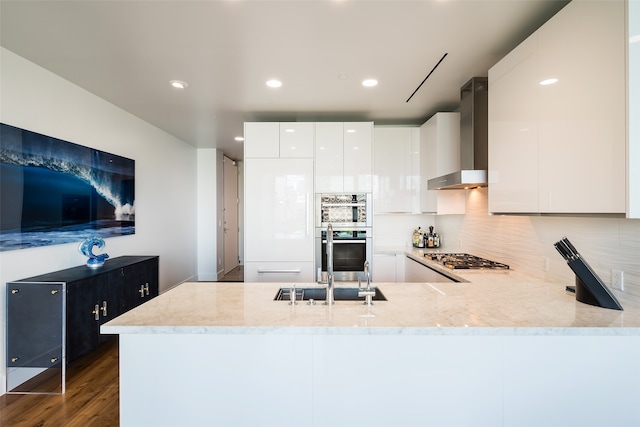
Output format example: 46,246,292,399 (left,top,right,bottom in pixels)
0,123,135,252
